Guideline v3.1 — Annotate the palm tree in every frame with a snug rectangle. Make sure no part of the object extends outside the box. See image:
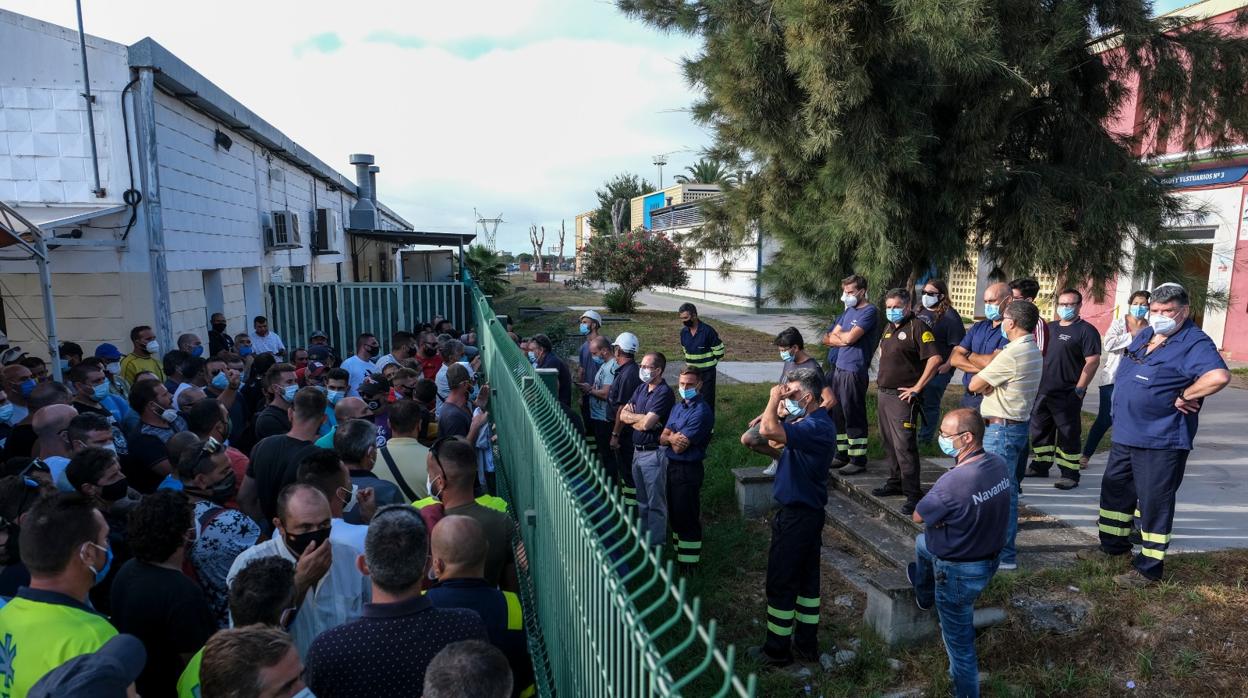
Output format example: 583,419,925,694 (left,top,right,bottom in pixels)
462,245,510,296
674,159,738,186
